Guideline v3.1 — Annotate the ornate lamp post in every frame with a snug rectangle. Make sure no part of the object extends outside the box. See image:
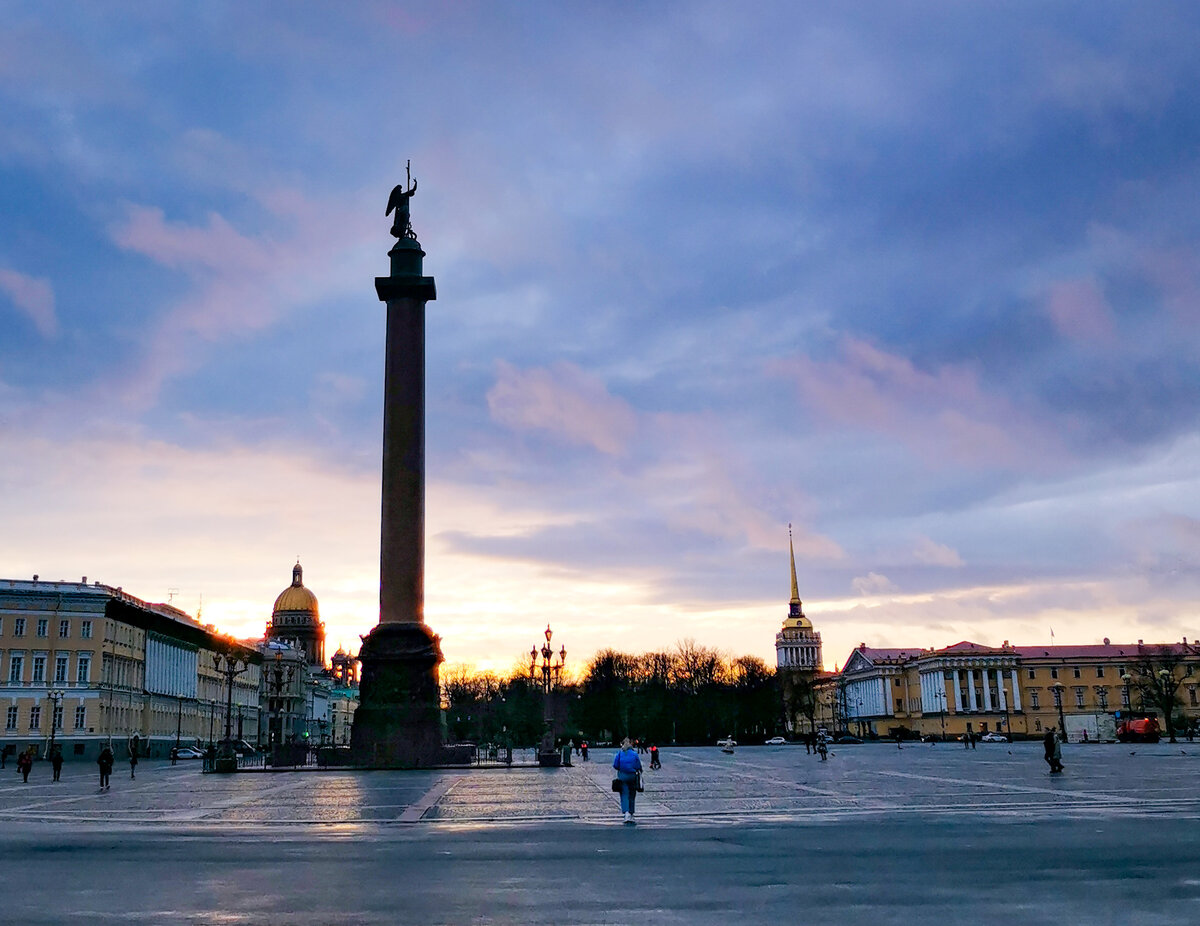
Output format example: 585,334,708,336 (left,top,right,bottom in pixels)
530,624,566,693
213,652,247,773
1050,681,1067,742
266,651,296,762
46,688,65,755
